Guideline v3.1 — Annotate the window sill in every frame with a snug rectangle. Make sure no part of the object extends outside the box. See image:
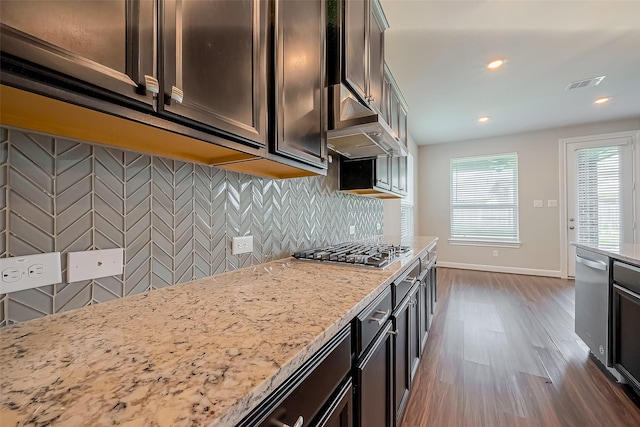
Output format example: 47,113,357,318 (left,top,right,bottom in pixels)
448,239,522,248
